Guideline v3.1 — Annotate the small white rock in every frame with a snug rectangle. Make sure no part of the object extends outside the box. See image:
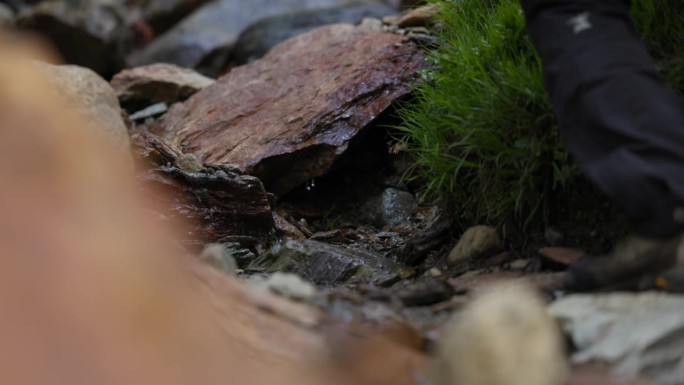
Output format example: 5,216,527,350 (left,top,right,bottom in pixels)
263,272,317,301
550,293,684,385
433,282,568,385
360,17,383,31
199,243,238,276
